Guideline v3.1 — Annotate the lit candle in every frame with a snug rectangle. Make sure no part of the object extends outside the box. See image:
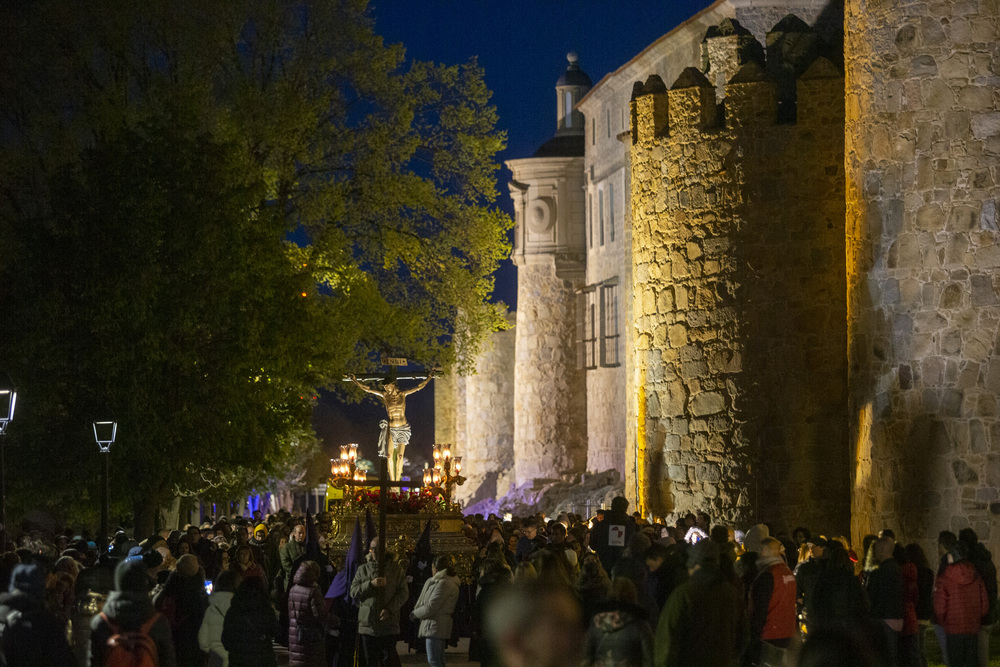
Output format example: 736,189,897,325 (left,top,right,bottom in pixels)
454,456,462,473
432,444,441,461
349,443,358,461
423,469,432,486
340,445,348,461
442,444,451,460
